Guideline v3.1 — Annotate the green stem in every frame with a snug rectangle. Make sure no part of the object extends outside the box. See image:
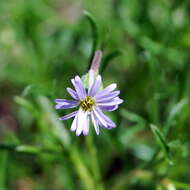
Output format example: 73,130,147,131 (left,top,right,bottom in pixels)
69,146,95,190
86,134,105,190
